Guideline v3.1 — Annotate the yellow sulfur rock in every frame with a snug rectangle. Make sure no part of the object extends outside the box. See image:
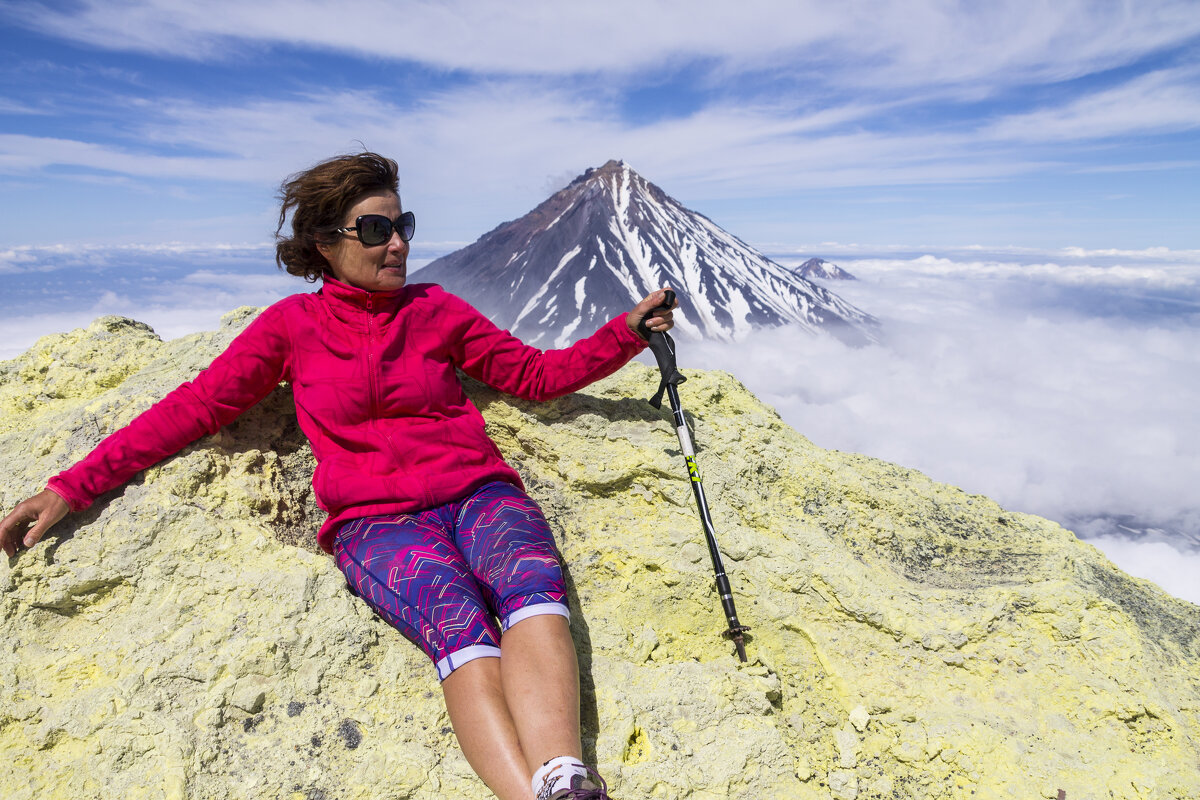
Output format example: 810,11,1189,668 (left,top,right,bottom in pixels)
1,311,1198,799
